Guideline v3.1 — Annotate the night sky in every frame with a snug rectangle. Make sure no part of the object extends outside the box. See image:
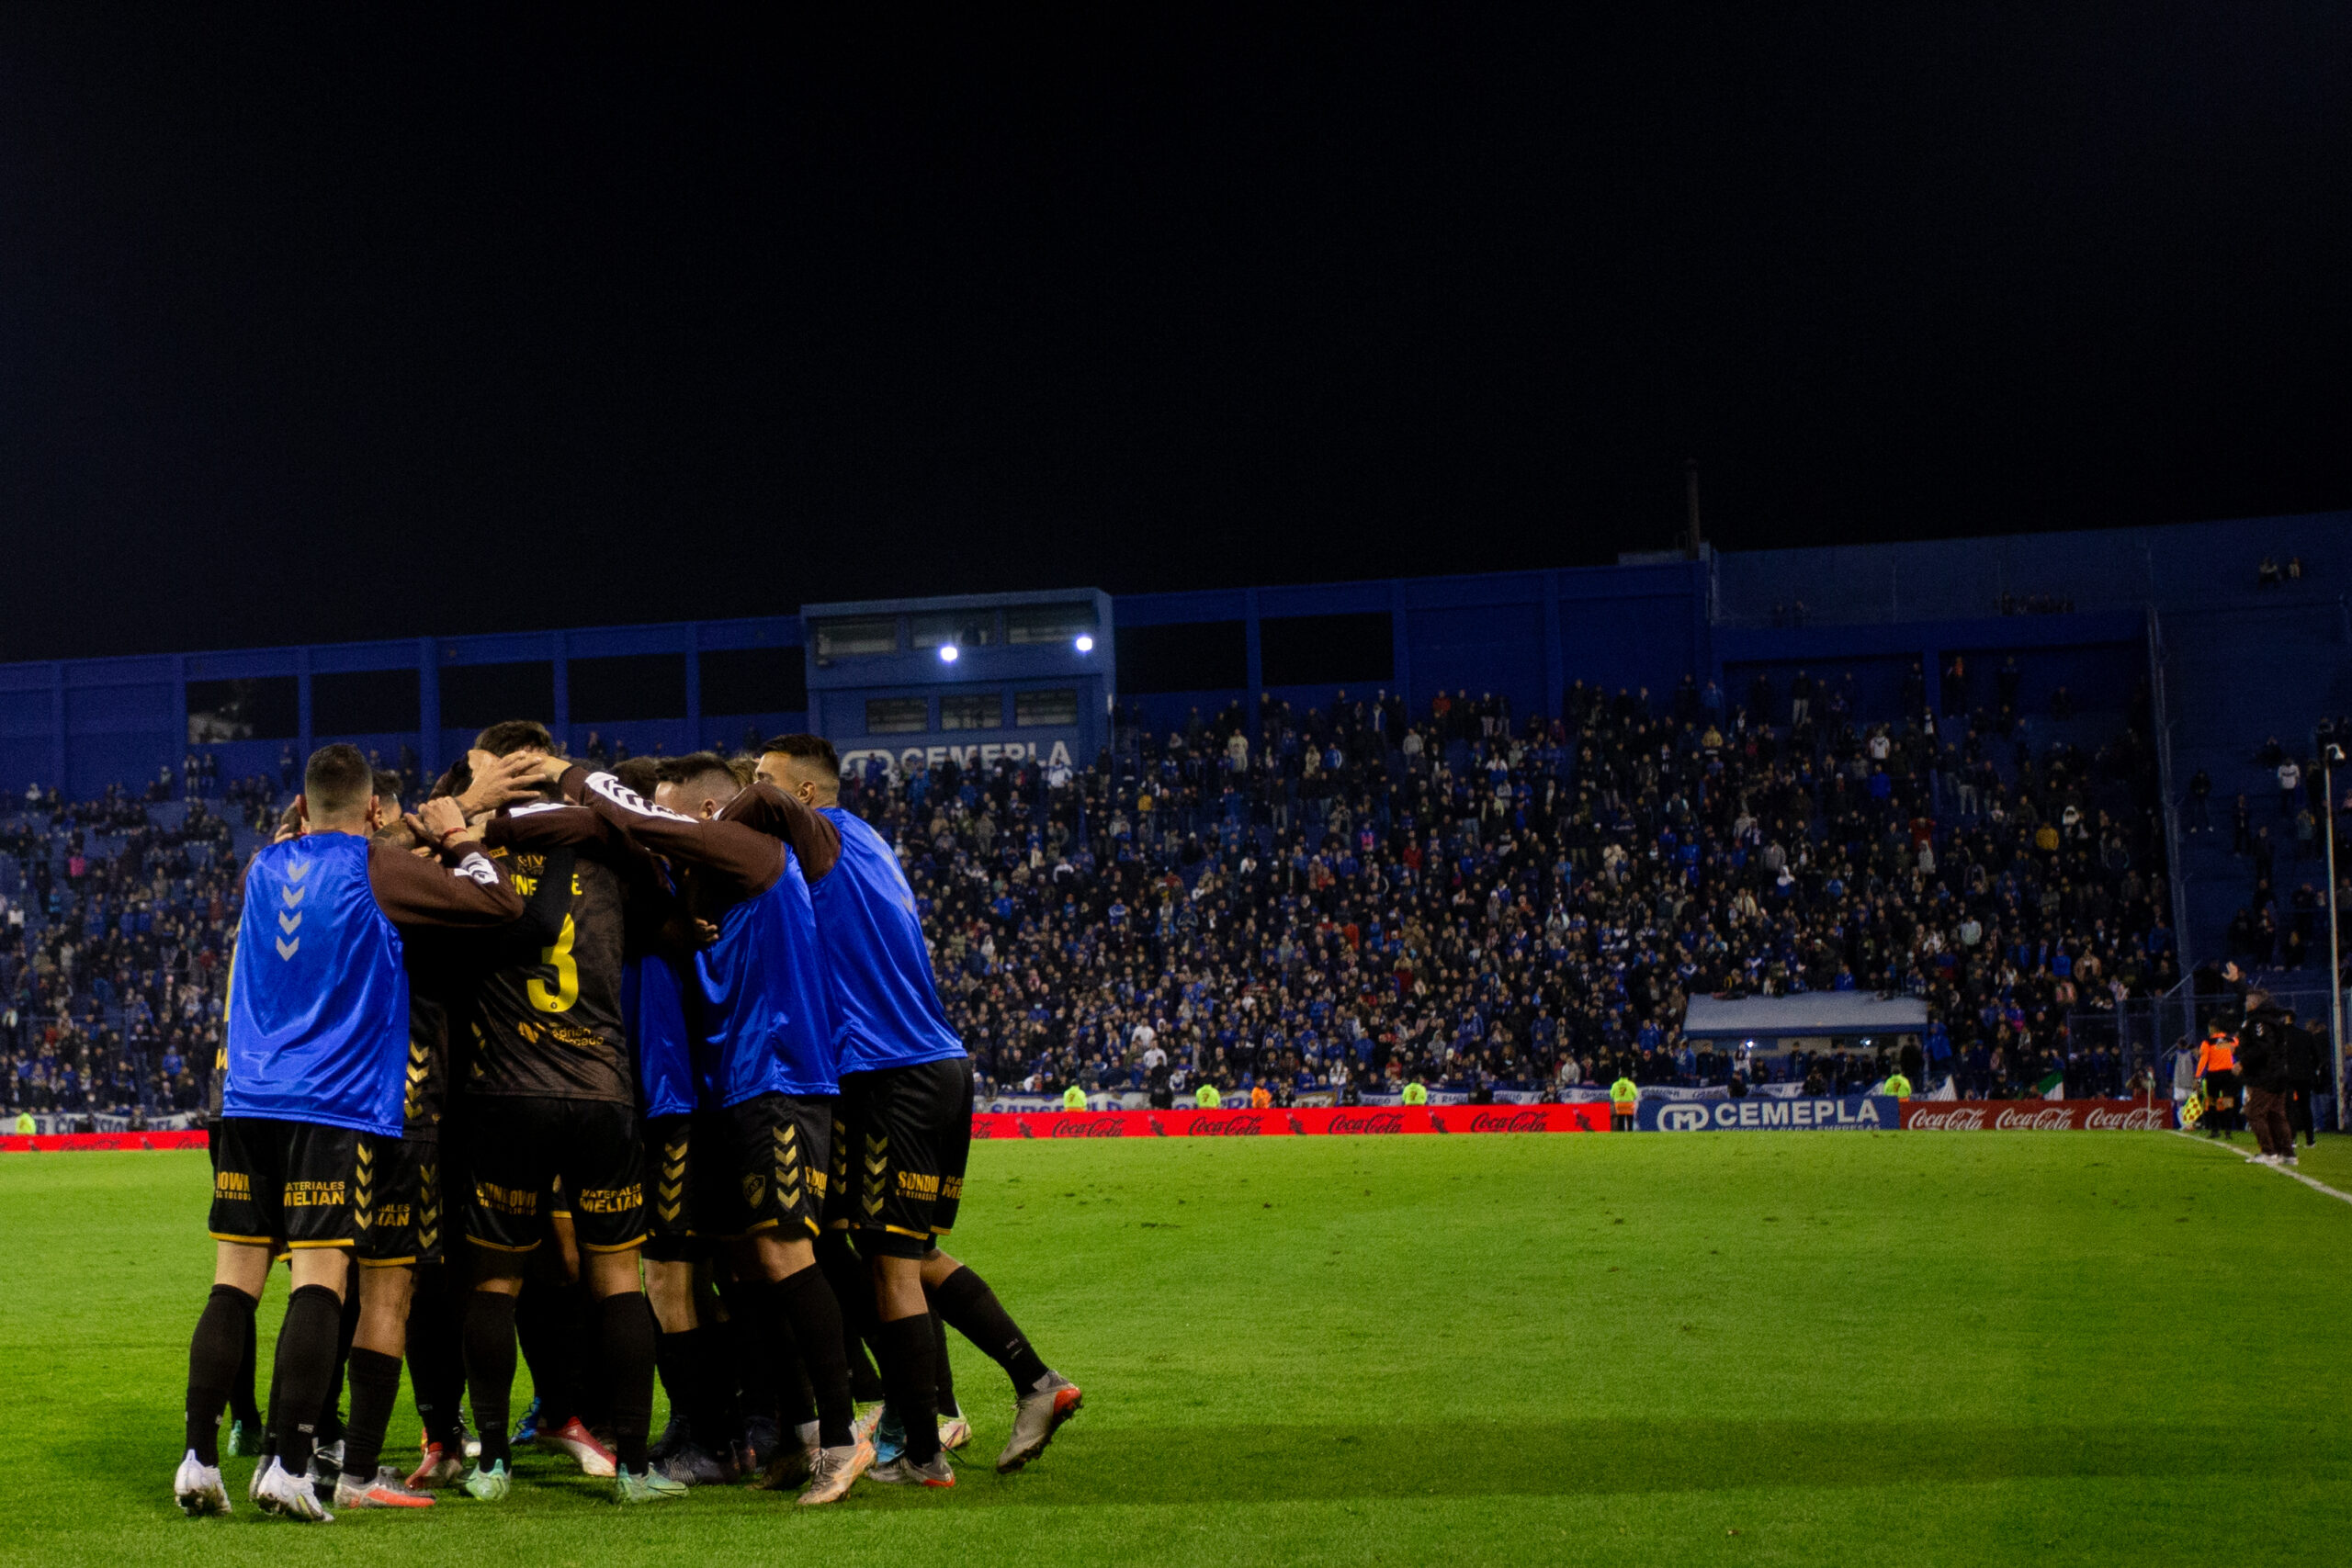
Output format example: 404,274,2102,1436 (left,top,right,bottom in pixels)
1,6,2345,662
